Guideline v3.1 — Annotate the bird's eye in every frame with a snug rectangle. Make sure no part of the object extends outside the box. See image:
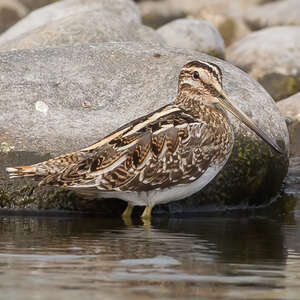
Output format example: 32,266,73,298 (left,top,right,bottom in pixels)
192,71,200,80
